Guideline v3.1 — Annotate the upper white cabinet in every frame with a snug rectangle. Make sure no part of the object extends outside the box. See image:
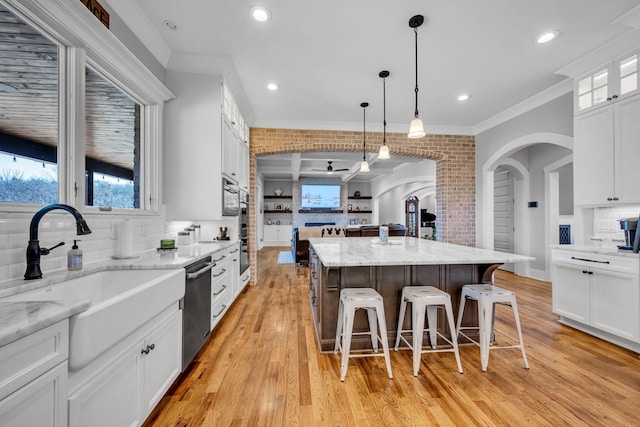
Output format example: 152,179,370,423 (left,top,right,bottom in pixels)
165,73,250,219
165,71,224,220
221,81,250,191
575,51,640,114
574,93,640,206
